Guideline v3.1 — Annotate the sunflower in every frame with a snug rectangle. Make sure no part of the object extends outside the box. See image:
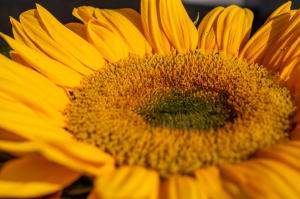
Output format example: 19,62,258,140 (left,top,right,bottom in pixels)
0,0,300,198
